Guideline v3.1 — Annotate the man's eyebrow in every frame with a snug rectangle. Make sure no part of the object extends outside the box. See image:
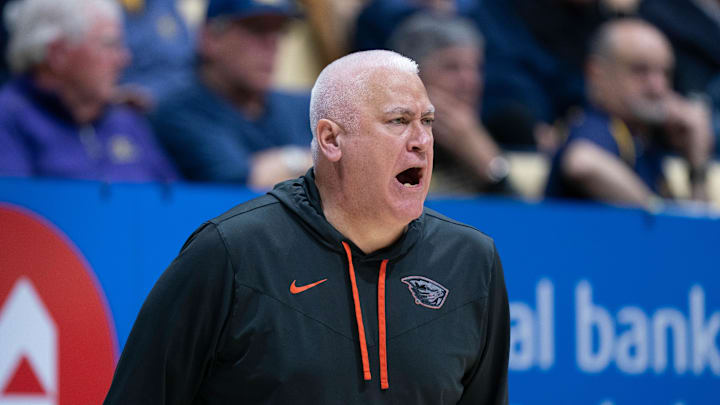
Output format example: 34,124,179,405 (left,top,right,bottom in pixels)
383,106,436,115
422,107,435,116
383,107,413,115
